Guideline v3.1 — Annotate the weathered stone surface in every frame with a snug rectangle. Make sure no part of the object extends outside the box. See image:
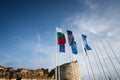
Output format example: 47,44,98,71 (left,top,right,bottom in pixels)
0,61,81,80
